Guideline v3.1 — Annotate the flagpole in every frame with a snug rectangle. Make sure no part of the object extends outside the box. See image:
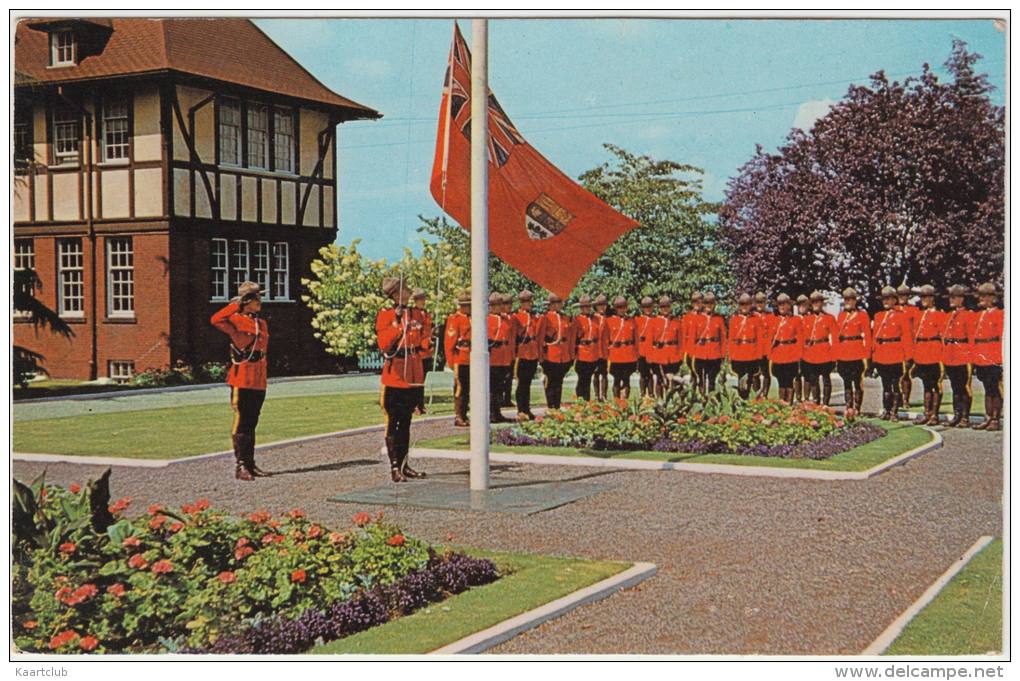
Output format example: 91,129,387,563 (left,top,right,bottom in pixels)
469,18,490,491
